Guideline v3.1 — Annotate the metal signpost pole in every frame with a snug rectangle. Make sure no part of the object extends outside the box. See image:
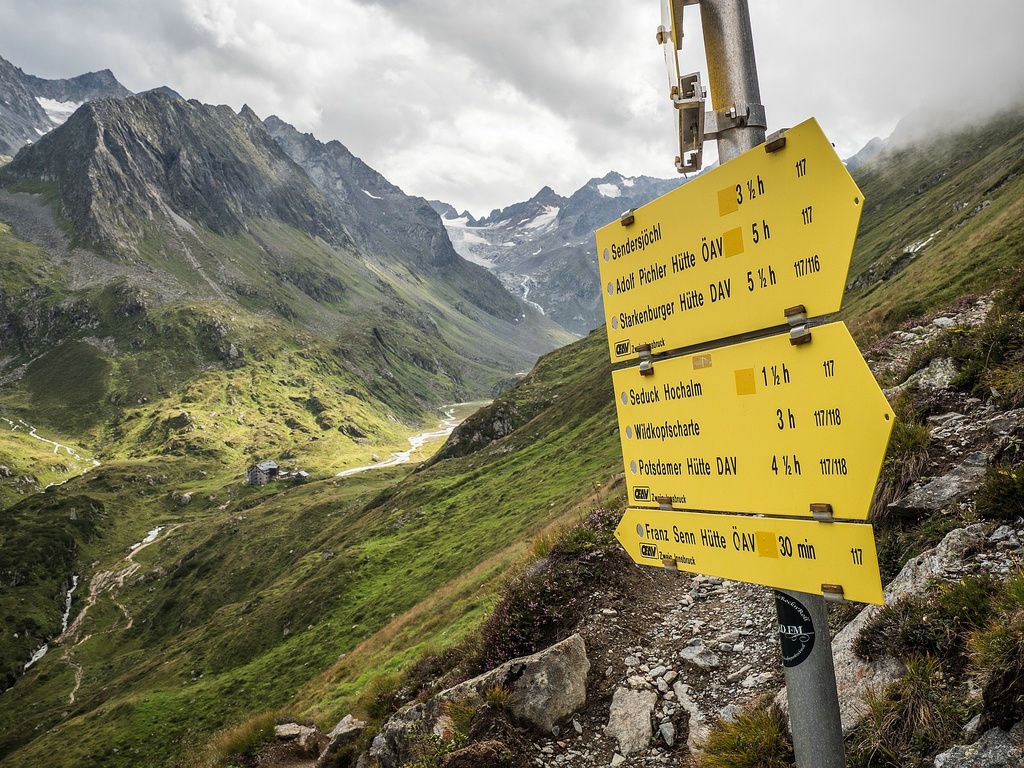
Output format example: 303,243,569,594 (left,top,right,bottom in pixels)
699,1,847,765
699,0,764,157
